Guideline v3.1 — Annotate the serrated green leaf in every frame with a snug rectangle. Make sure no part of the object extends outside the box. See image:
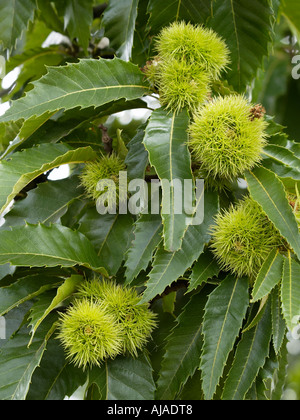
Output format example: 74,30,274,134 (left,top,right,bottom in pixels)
106,354,155,400
222,301,272,400
78,208,134,276
147,0,212,34
209,0,274,92
262,144,300,176
125,213,162,284
141,190,219,303
0,223,108,275
156,291,207,400
28,275,83,345
281,251,300,331
0,58,150,125
3,177,85,228
251,249,284,303
271,286,286,355
102,0,139,61
86,365,107,400
85,354,155,400
271,337,288,401
188,248,220,292
55,0,94,53
0,143,97,216
27,337,86,400
0,315,57,400
245,166,300,261
0,0,37,51
0,275,62,316
3,47,67,101
200,275,249,400
243,296,268,333
125,124,148,180
143,108,194,252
